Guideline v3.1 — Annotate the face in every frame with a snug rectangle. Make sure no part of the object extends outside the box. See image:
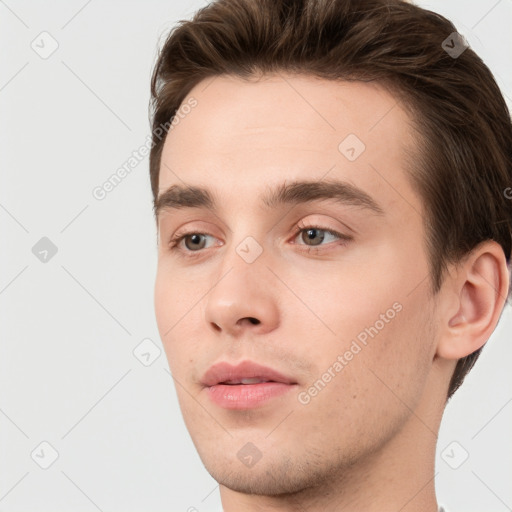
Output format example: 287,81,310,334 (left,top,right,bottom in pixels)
154,74,439,496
